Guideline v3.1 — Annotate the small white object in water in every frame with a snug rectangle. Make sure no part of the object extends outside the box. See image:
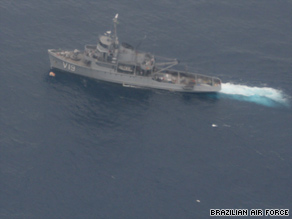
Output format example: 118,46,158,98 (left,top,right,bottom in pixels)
196,200,201,203
212,124,218,127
